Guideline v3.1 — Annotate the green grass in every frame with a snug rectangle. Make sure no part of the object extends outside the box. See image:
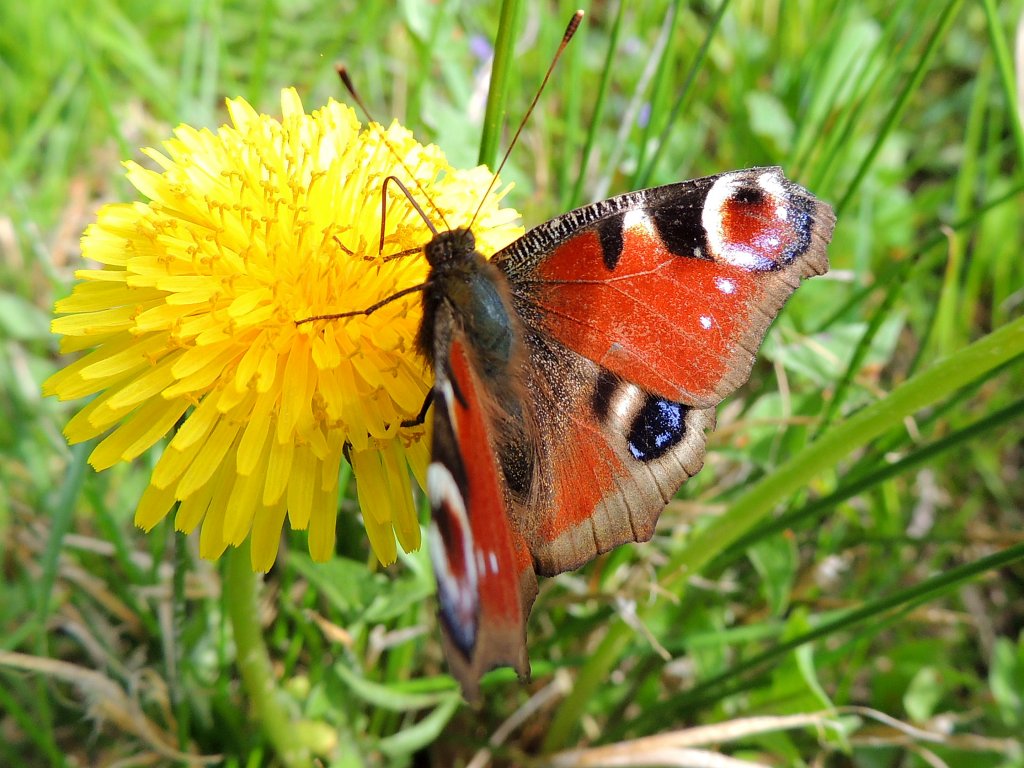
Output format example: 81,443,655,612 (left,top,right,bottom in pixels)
3,1,1024,766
